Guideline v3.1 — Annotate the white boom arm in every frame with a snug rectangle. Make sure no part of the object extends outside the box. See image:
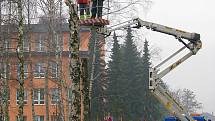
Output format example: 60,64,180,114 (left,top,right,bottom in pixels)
149,69,195,121
103,18,200,43
135,18,200,42
101,18,202,121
